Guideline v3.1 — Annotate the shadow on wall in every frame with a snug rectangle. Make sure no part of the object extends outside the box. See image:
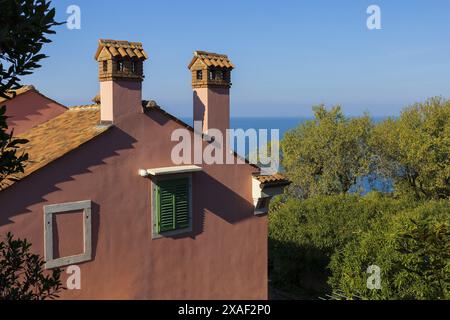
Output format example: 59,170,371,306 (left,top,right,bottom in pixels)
4,91,66,133
193,91,205,126
0,126,136,227
173,171,256,240
166,171,256,241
